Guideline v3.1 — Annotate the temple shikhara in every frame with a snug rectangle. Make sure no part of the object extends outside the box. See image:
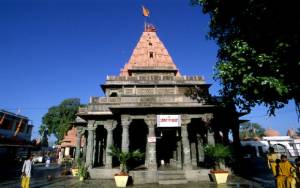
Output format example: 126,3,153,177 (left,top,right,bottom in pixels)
74,23,243,183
